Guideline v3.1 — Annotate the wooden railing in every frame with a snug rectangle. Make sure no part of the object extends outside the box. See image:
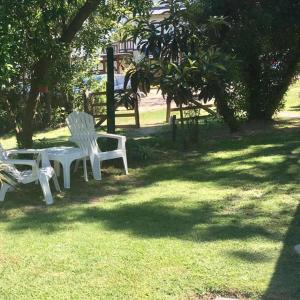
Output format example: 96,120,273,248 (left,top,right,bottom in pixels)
166,98,217,123
89,91,140,129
